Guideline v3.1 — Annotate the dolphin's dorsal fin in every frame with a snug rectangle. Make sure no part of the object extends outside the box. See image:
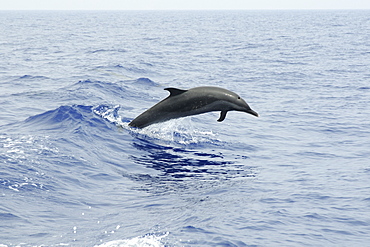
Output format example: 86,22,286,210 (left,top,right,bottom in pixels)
217,111,228,122
164,87,187,97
